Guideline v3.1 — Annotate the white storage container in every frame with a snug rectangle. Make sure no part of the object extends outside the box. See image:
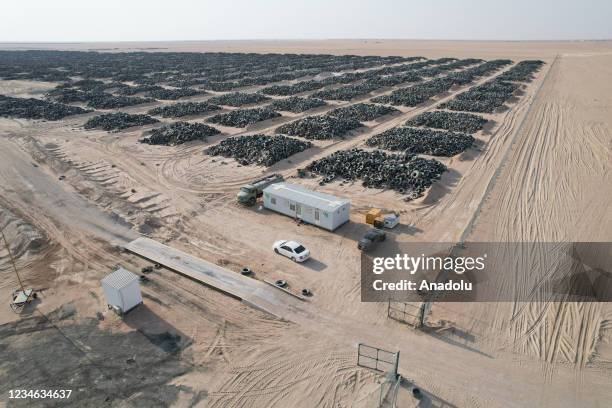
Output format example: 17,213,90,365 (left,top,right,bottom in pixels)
263,183,350,231
101,267,142,315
